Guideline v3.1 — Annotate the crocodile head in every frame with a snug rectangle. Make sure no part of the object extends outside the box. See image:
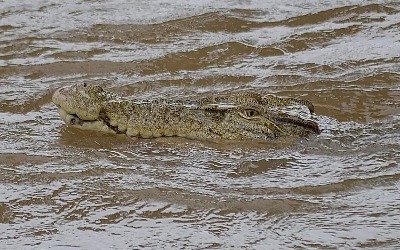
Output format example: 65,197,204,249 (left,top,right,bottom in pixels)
53,83,321,140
